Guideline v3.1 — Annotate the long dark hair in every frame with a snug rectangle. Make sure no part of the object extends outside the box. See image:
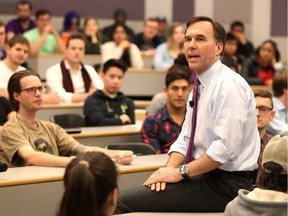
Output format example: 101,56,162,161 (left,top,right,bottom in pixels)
258,162,287,193
56,152,118,216
8,70,40,112
256,39,281,62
